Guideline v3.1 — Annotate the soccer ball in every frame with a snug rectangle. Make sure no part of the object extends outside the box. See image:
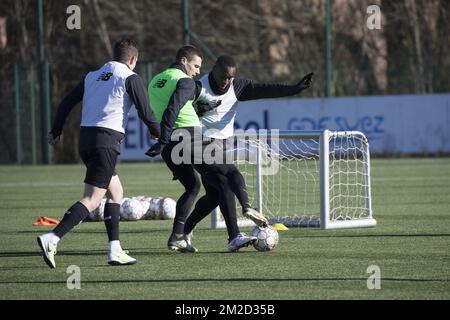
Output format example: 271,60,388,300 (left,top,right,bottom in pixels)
161,197,176,220
135,196,152,219
88,198,106,221
120,198,145,221
145,197,176,220
146,197,162,219
251,226,279,251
